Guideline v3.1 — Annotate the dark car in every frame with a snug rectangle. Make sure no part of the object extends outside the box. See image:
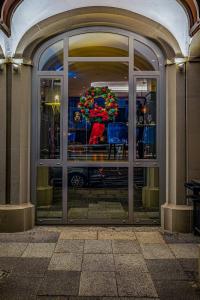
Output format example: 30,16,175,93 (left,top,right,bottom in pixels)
50,167,129,188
